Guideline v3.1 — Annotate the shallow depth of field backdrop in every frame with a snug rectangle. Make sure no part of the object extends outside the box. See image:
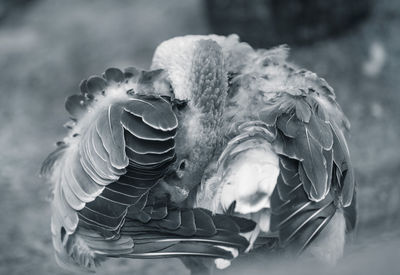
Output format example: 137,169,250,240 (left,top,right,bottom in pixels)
0,1,399,274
